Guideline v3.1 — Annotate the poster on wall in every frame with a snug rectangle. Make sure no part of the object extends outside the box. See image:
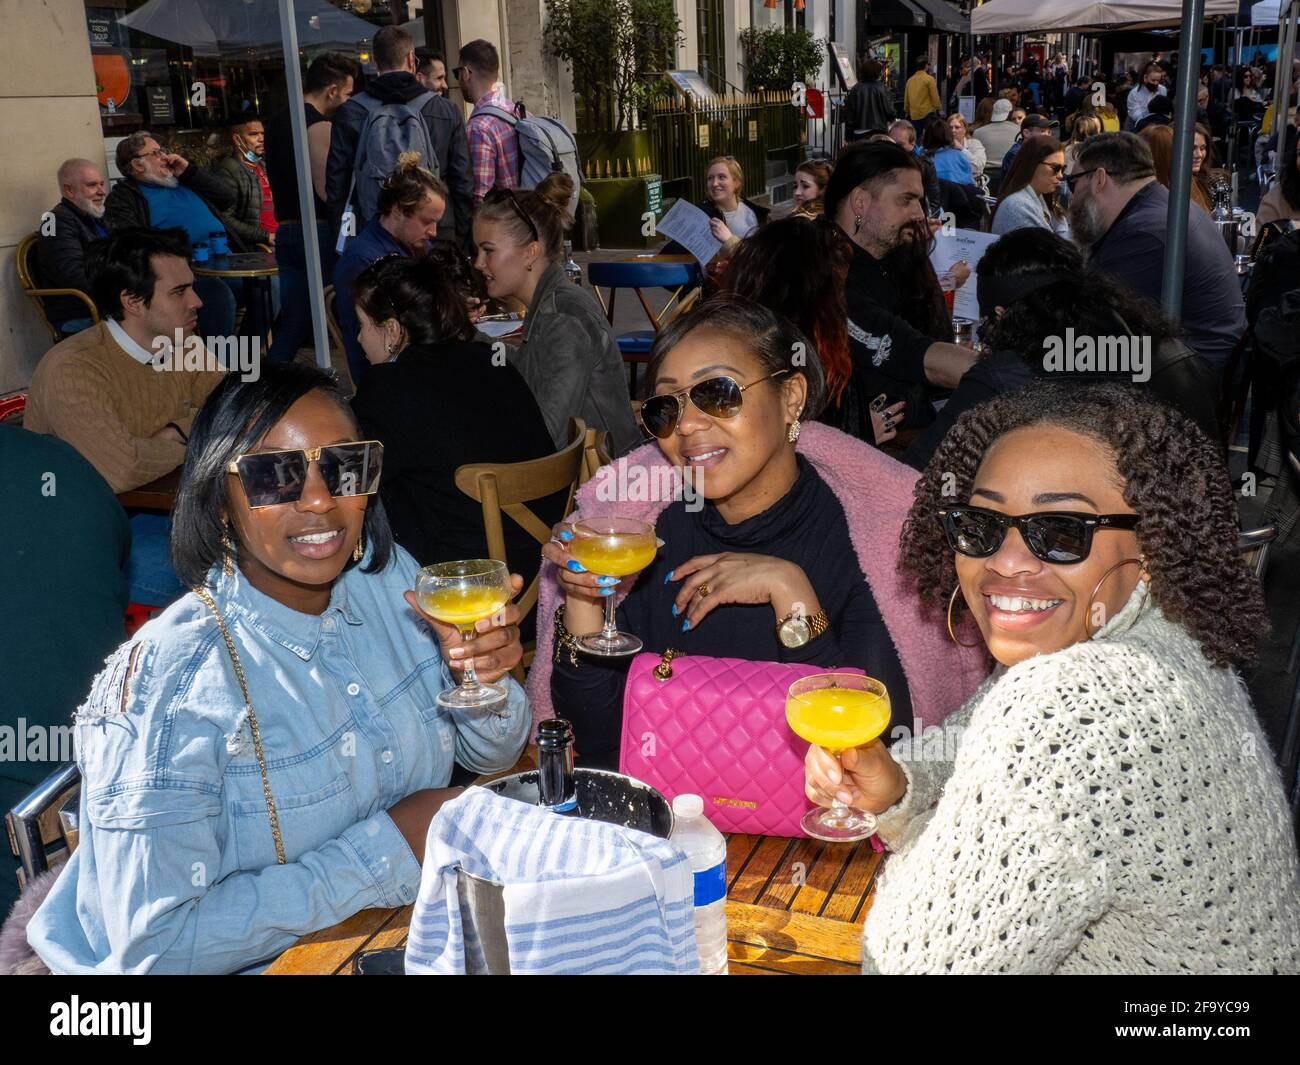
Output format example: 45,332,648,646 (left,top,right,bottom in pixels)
86,8,122,48
829,42,857,91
